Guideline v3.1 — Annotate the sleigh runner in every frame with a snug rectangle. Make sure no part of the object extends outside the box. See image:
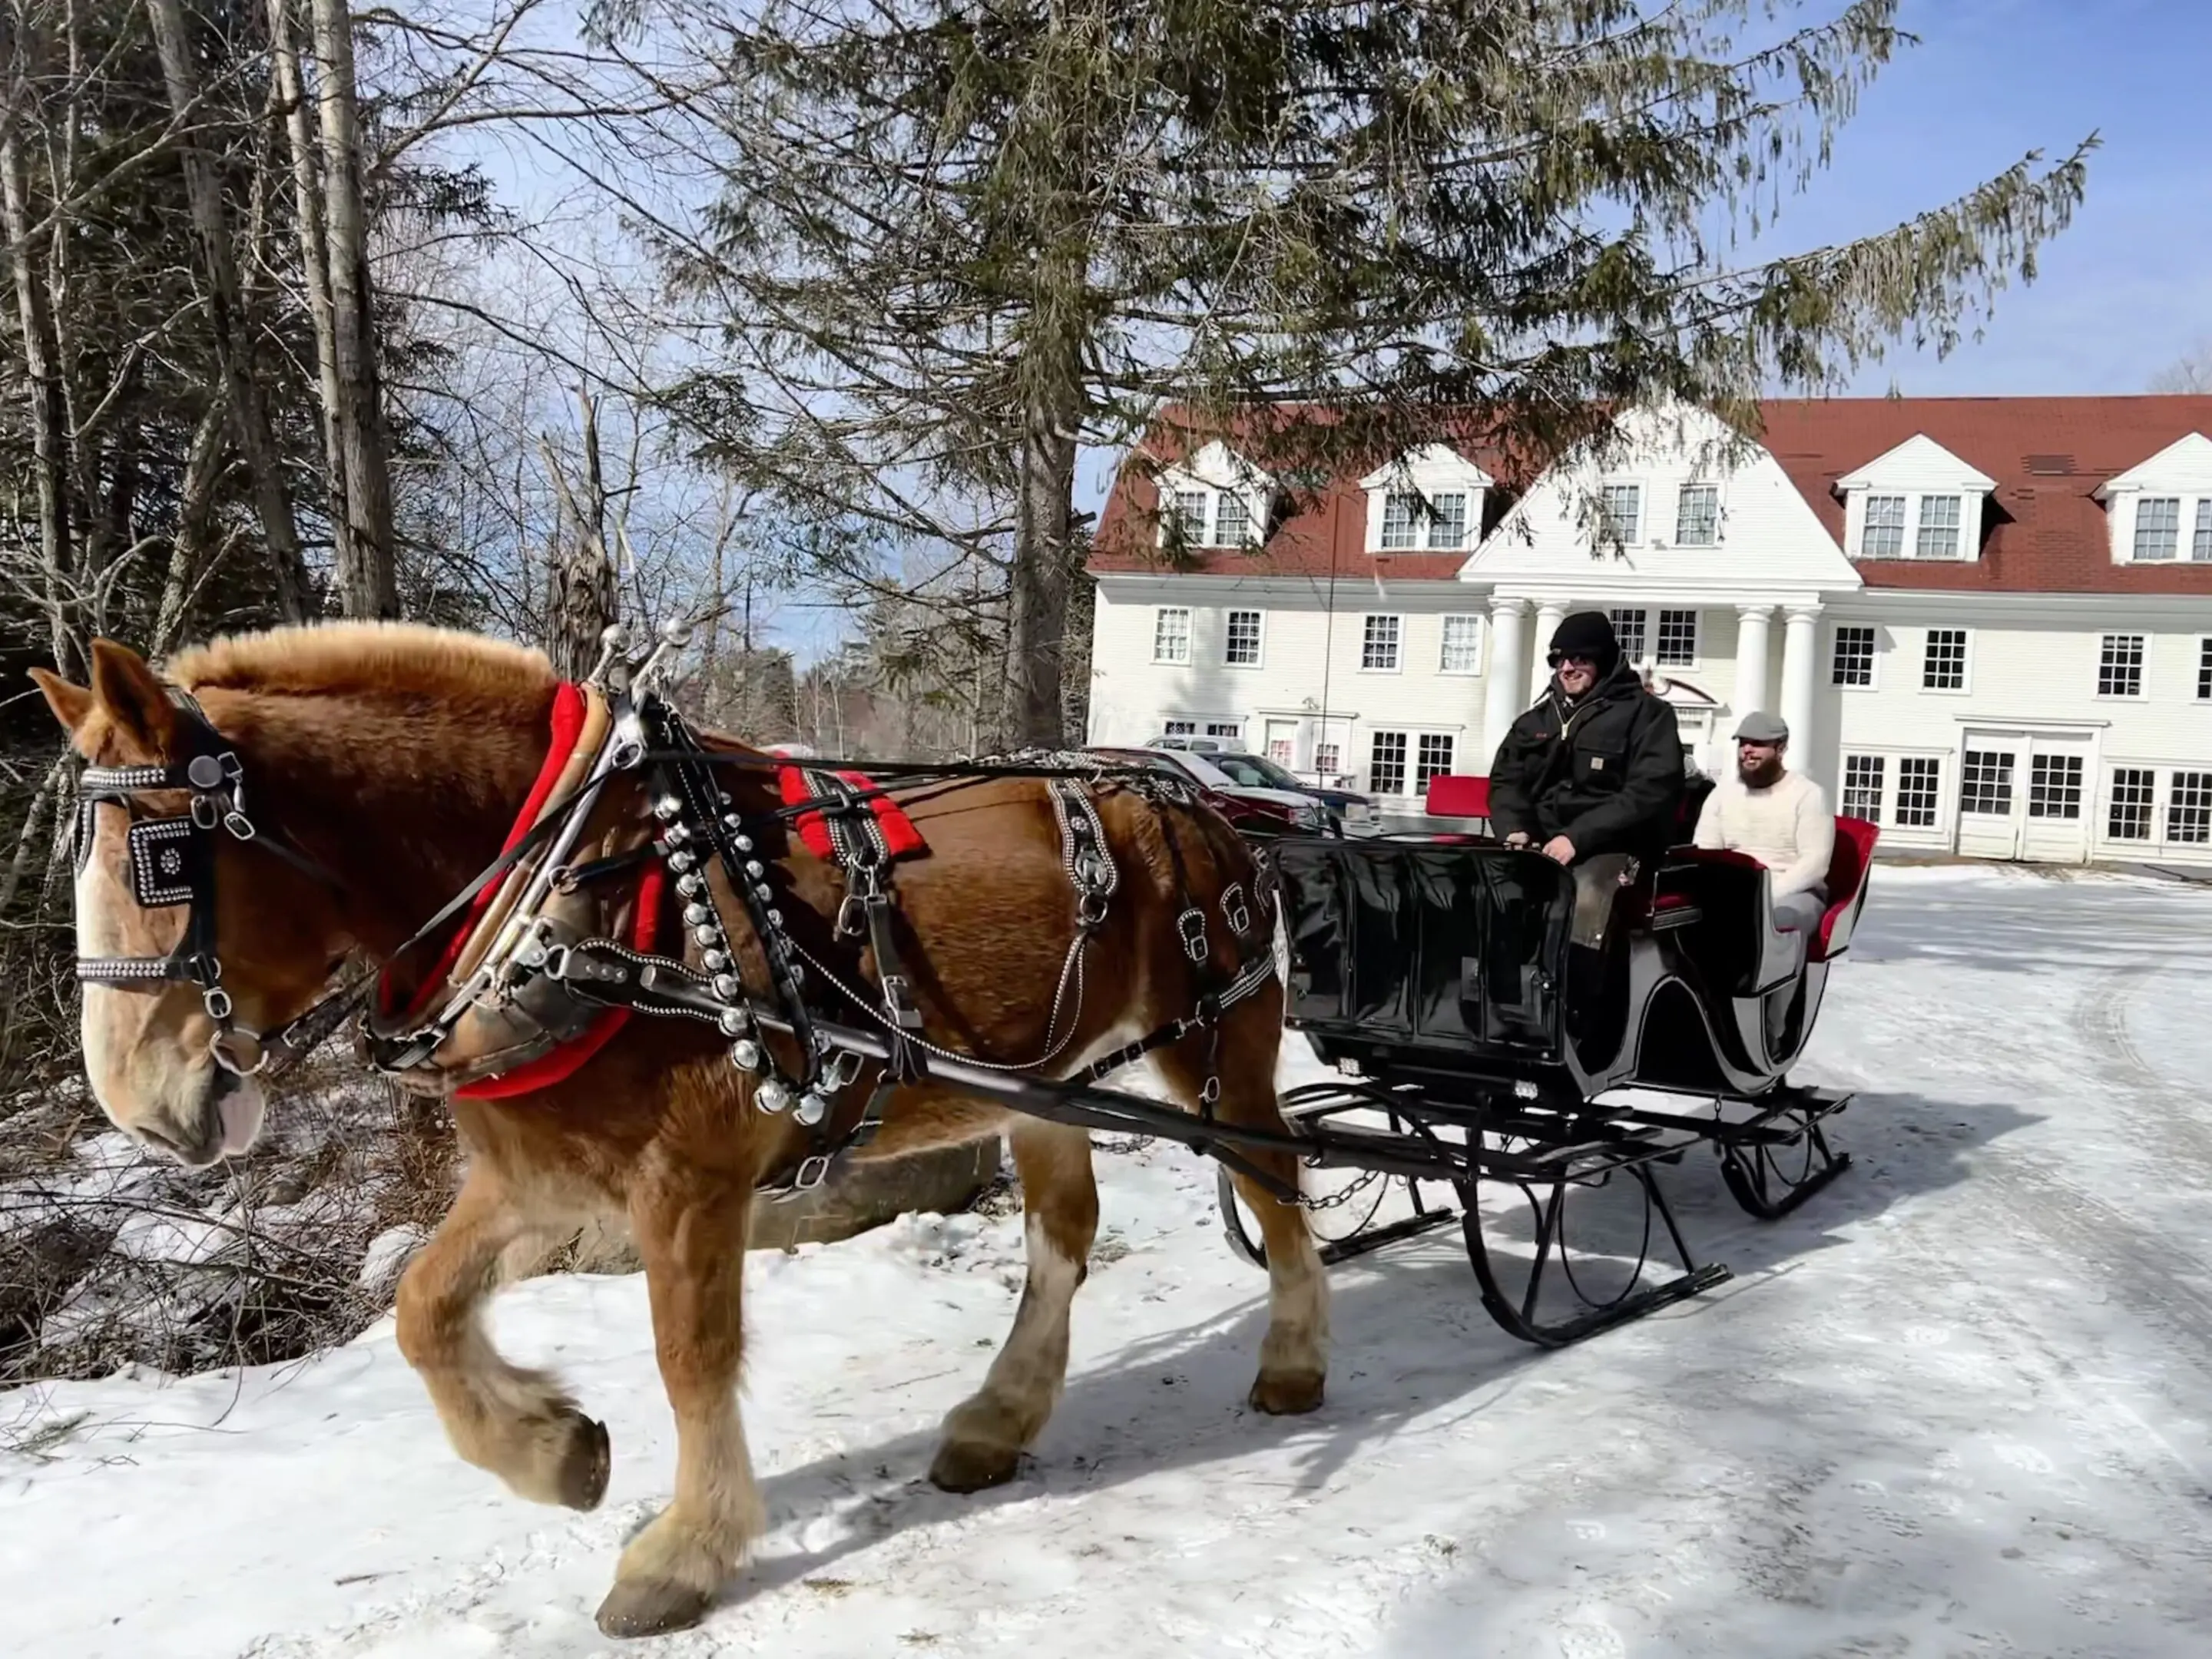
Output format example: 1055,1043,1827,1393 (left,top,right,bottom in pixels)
41,618,1873,1637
